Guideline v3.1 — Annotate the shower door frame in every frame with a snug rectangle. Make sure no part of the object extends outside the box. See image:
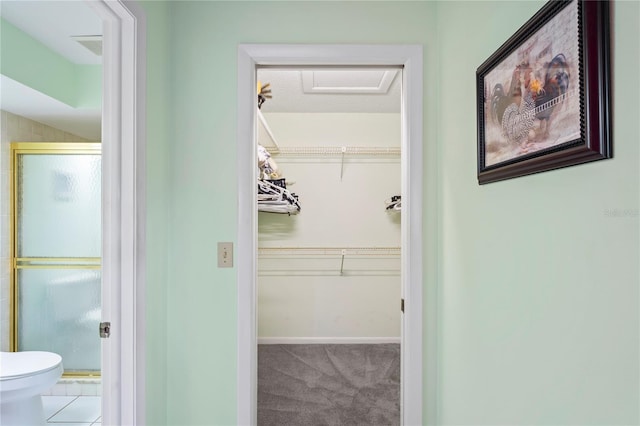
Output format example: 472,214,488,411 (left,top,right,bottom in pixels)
10,142,103,377
237,44,426,425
